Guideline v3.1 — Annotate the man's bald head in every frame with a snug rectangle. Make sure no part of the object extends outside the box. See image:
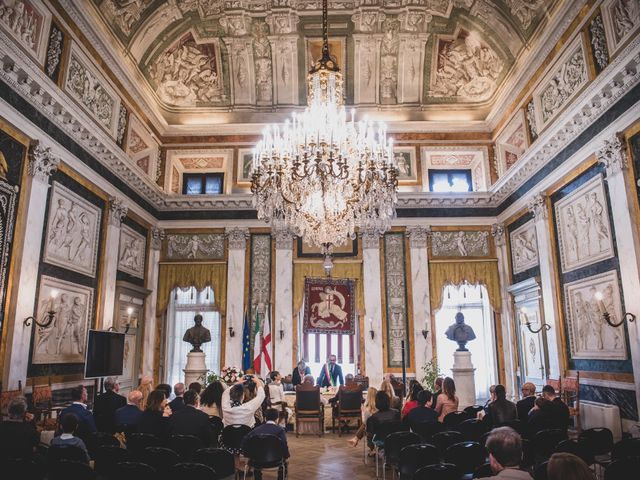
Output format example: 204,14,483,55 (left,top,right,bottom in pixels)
128,390,143,406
